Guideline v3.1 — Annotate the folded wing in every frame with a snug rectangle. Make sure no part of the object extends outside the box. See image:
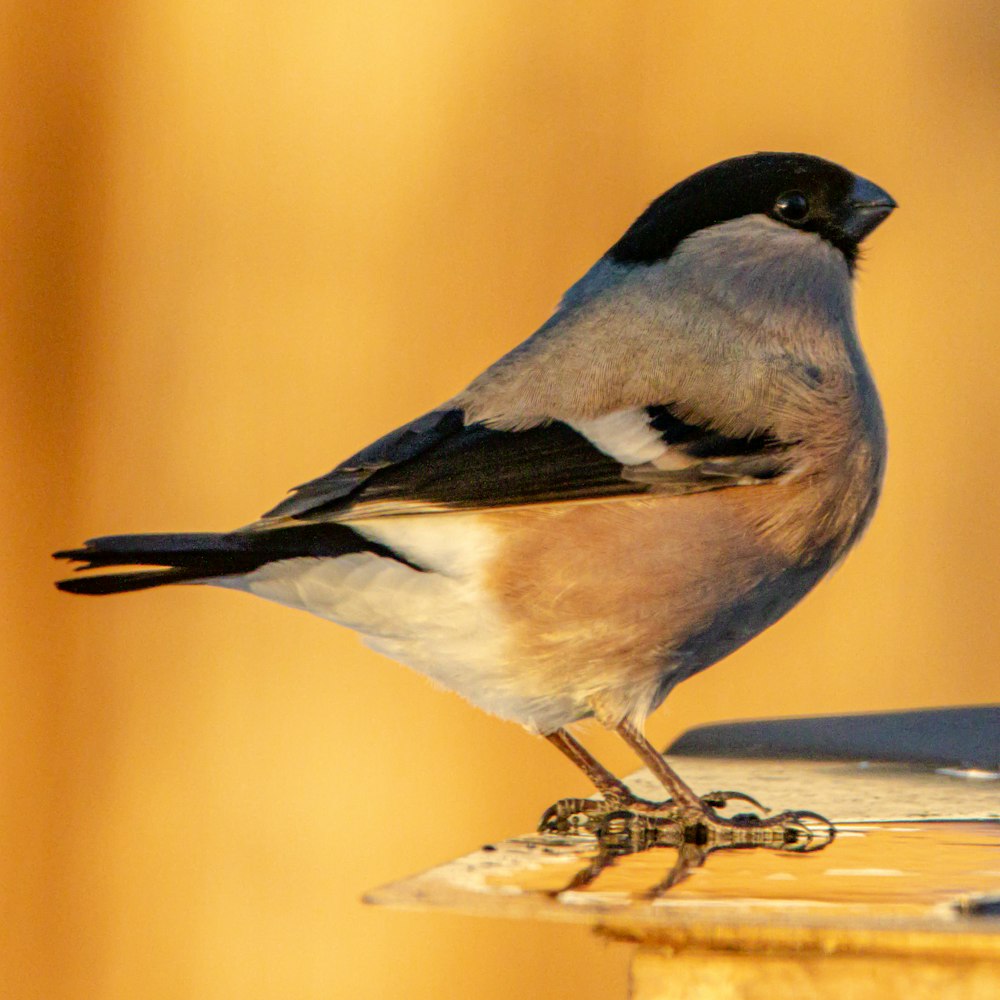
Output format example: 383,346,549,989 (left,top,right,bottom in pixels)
261,404,794,523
